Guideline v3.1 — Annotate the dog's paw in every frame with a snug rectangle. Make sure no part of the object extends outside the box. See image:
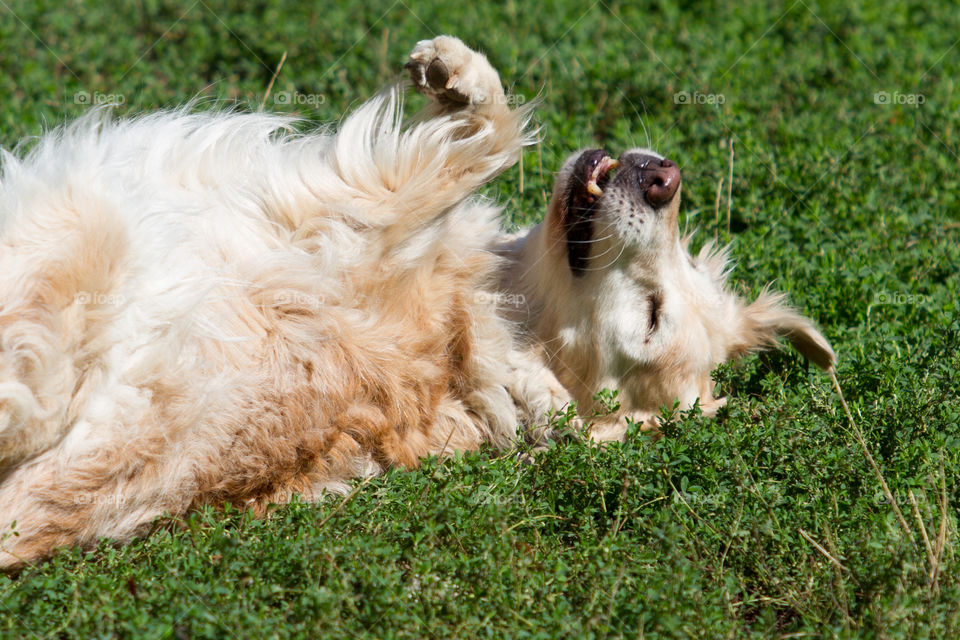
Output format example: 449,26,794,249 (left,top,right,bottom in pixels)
700,396,727,417
589,412,660,442
405,36,504,105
